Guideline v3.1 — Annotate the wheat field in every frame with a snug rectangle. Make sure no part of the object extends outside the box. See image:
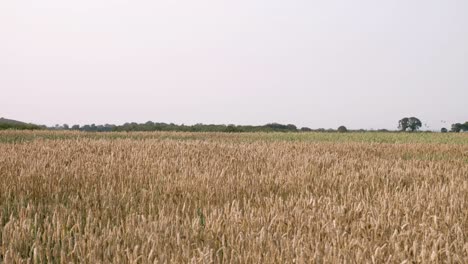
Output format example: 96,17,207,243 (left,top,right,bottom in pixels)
0,131,467,263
